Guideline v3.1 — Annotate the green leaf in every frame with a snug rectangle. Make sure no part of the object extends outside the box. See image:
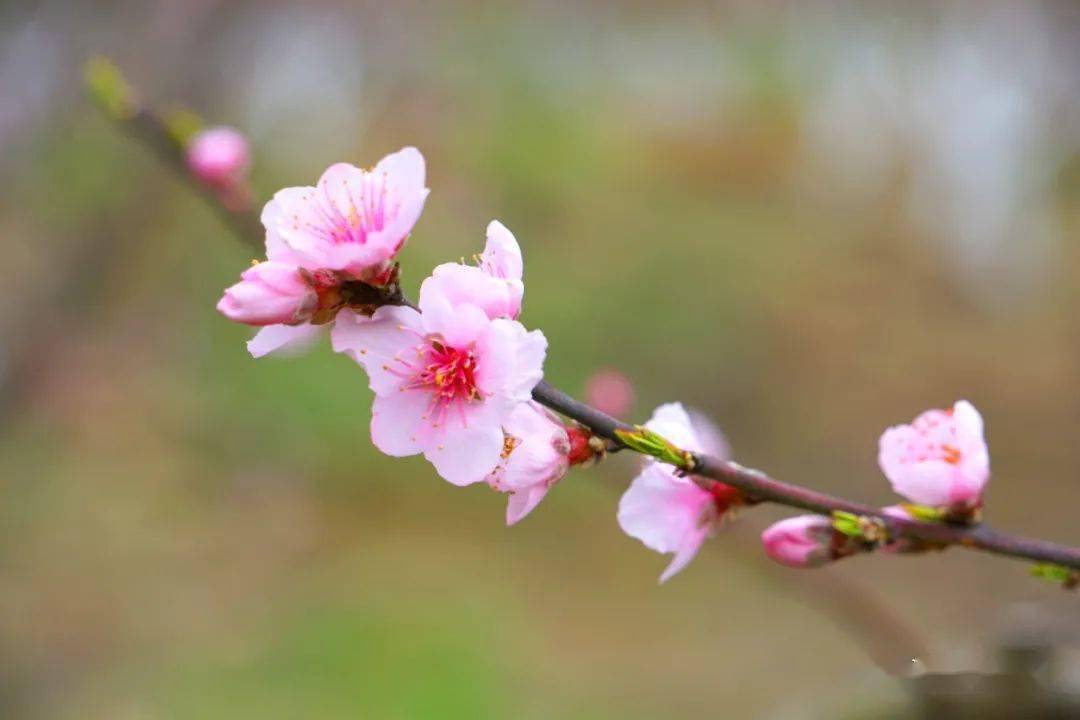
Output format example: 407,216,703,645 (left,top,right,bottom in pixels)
613,426,694,470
